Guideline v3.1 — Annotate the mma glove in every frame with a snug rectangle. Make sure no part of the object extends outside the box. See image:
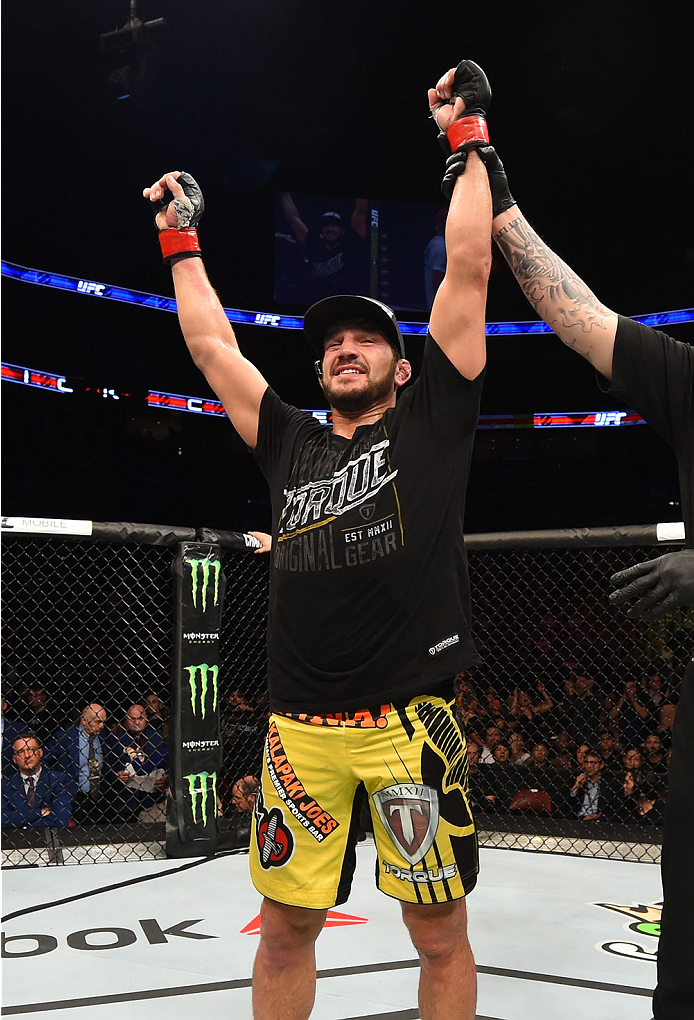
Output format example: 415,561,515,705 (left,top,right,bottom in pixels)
437,59,493,203
436,59,492,158
609,549,694,622
154,171,205,263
